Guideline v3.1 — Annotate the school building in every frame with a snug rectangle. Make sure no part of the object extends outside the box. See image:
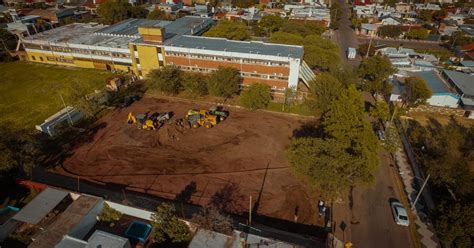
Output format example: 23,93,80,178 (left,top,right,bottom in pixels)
20,16,314,95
